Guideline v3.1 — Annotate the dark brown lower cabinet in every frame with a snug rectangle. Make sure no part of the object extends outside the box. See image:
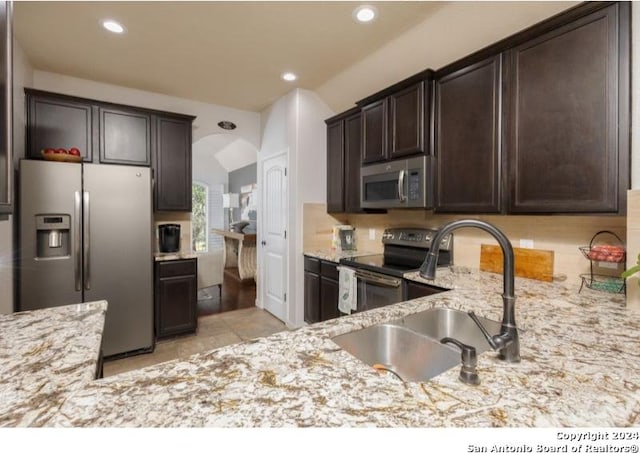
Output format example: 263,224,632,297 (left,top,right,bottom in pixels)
320,276,340,321
155,258,197,339
304,256,340,323
304,270,320,324
404,280,446,300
